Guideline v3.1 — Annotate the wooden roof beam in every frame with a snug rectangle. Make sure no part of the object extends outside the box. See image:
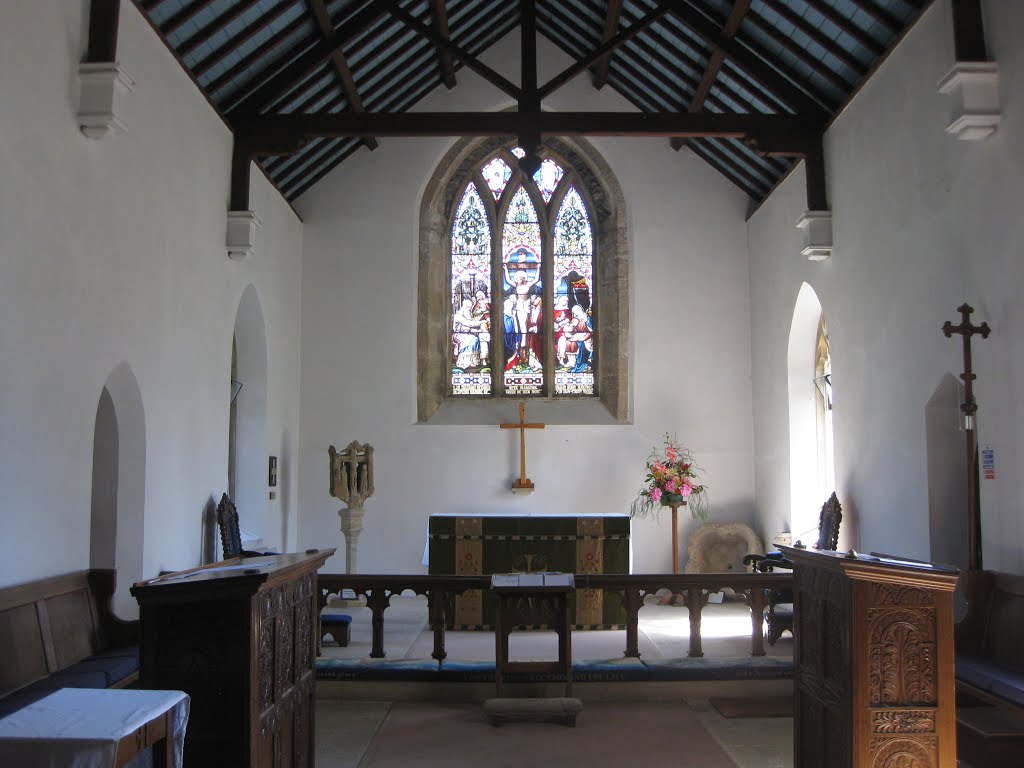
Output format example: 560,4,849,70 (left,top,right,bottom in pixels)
227,0,397,118
670,0,749,150
387,3,520,100
308,0,378,151
668,0,829,120
952,0,987,61
236,110,819,153
88,0,120,62
592,0,623,89
430,0,457,88
538,0,673,101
